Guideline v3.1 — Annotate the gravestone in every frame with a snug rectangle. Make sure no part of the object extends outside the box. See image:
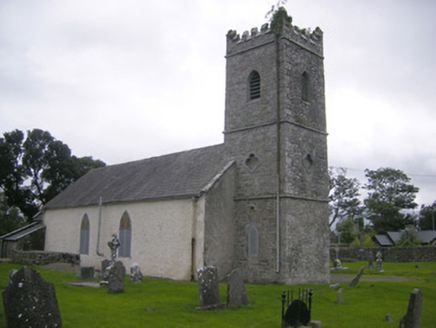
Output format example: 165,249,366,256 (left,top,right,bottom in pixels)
80,266,95,280
101,259,111,280
368,250,374,269
329,283,340,290
385,314,394,322
376,251,383,272
400,289,422,328
196,266,225,310
226,269,250,308
130,263,143,283
349,267,365,288
337,288,345,305
107,261,126,294
283,300,311,327
108,233,120,264
2,266,62,327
